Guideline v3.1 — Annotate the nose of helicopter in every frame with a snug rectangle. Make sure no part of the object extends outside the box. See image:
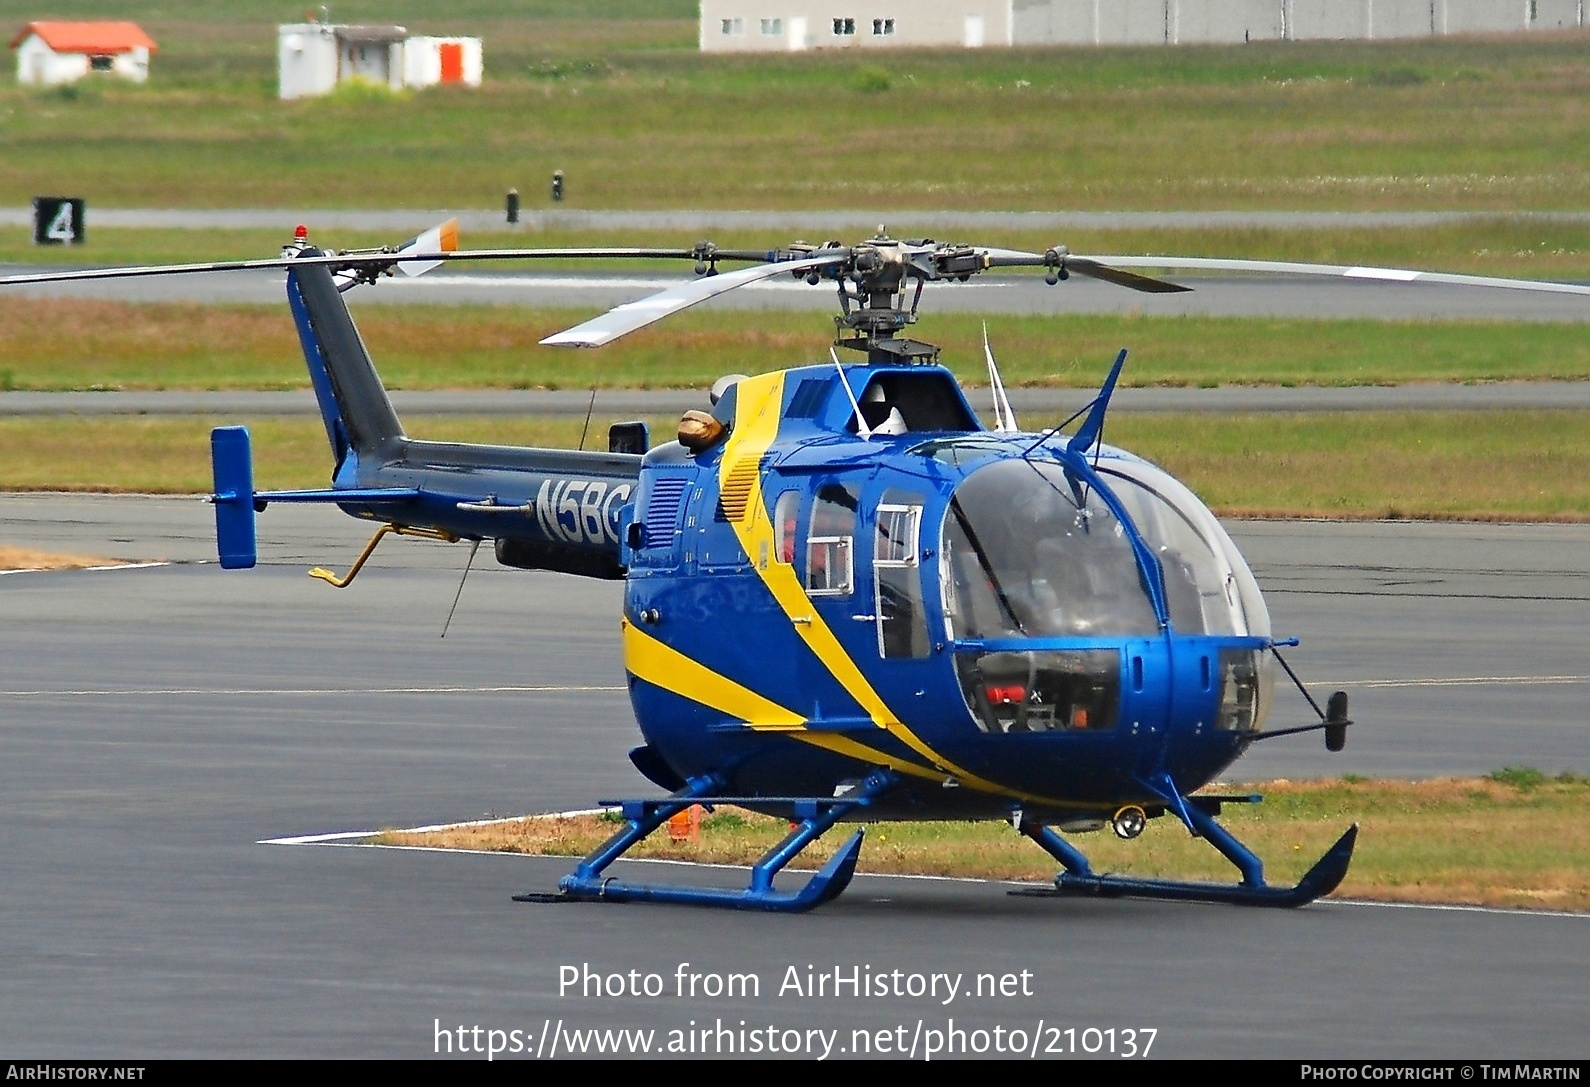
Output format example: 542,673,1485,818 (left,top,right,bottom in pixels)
1144,638,1275,792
